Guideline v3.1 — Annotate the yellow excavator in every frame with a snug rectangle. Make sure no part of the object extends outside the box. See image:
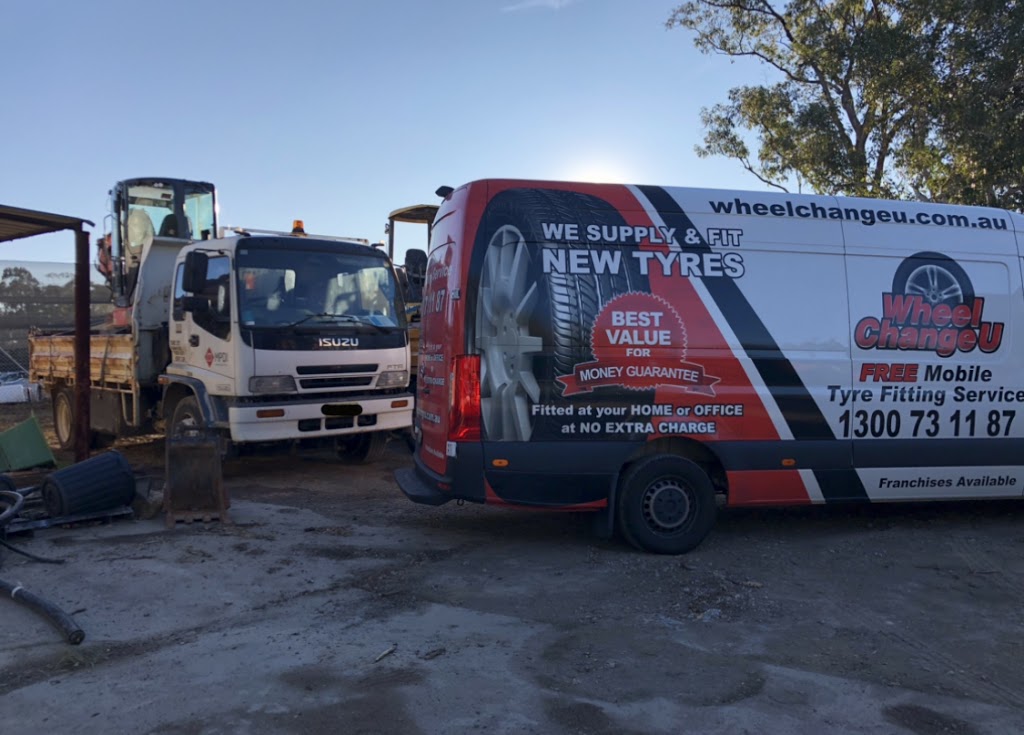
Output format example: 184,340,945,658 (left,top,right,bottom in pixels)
384,204,435,395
